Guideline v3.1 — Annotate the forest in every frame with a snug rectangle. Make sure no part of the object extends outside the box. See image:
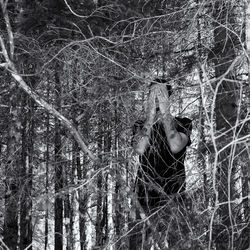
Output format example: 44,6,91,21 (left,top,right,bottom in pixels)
0,0,249,249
